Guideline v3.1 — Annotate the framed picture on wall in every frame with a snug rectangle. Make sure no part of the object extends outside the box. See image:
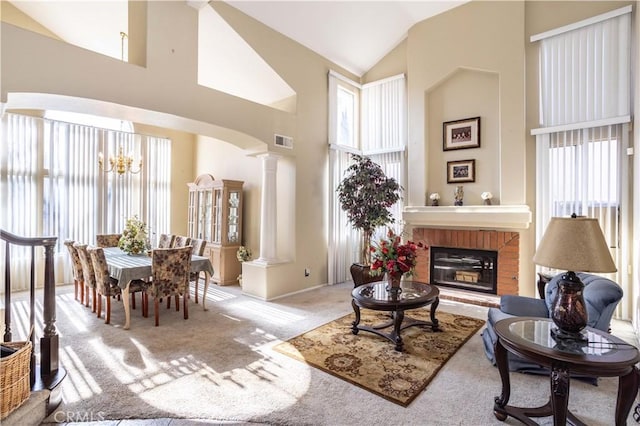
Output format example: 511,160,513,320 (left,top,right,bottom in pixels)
443,116,481,151
447,159,476,183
